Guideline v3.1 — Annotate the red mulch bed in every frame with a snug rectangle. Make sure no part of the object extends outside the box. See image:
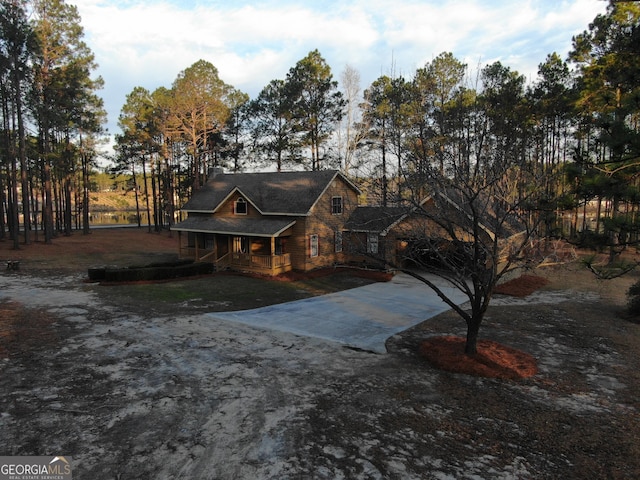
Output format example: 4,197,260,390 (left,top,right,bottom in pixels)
419,336,538,380
494,274,549,297
419,274,547,380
